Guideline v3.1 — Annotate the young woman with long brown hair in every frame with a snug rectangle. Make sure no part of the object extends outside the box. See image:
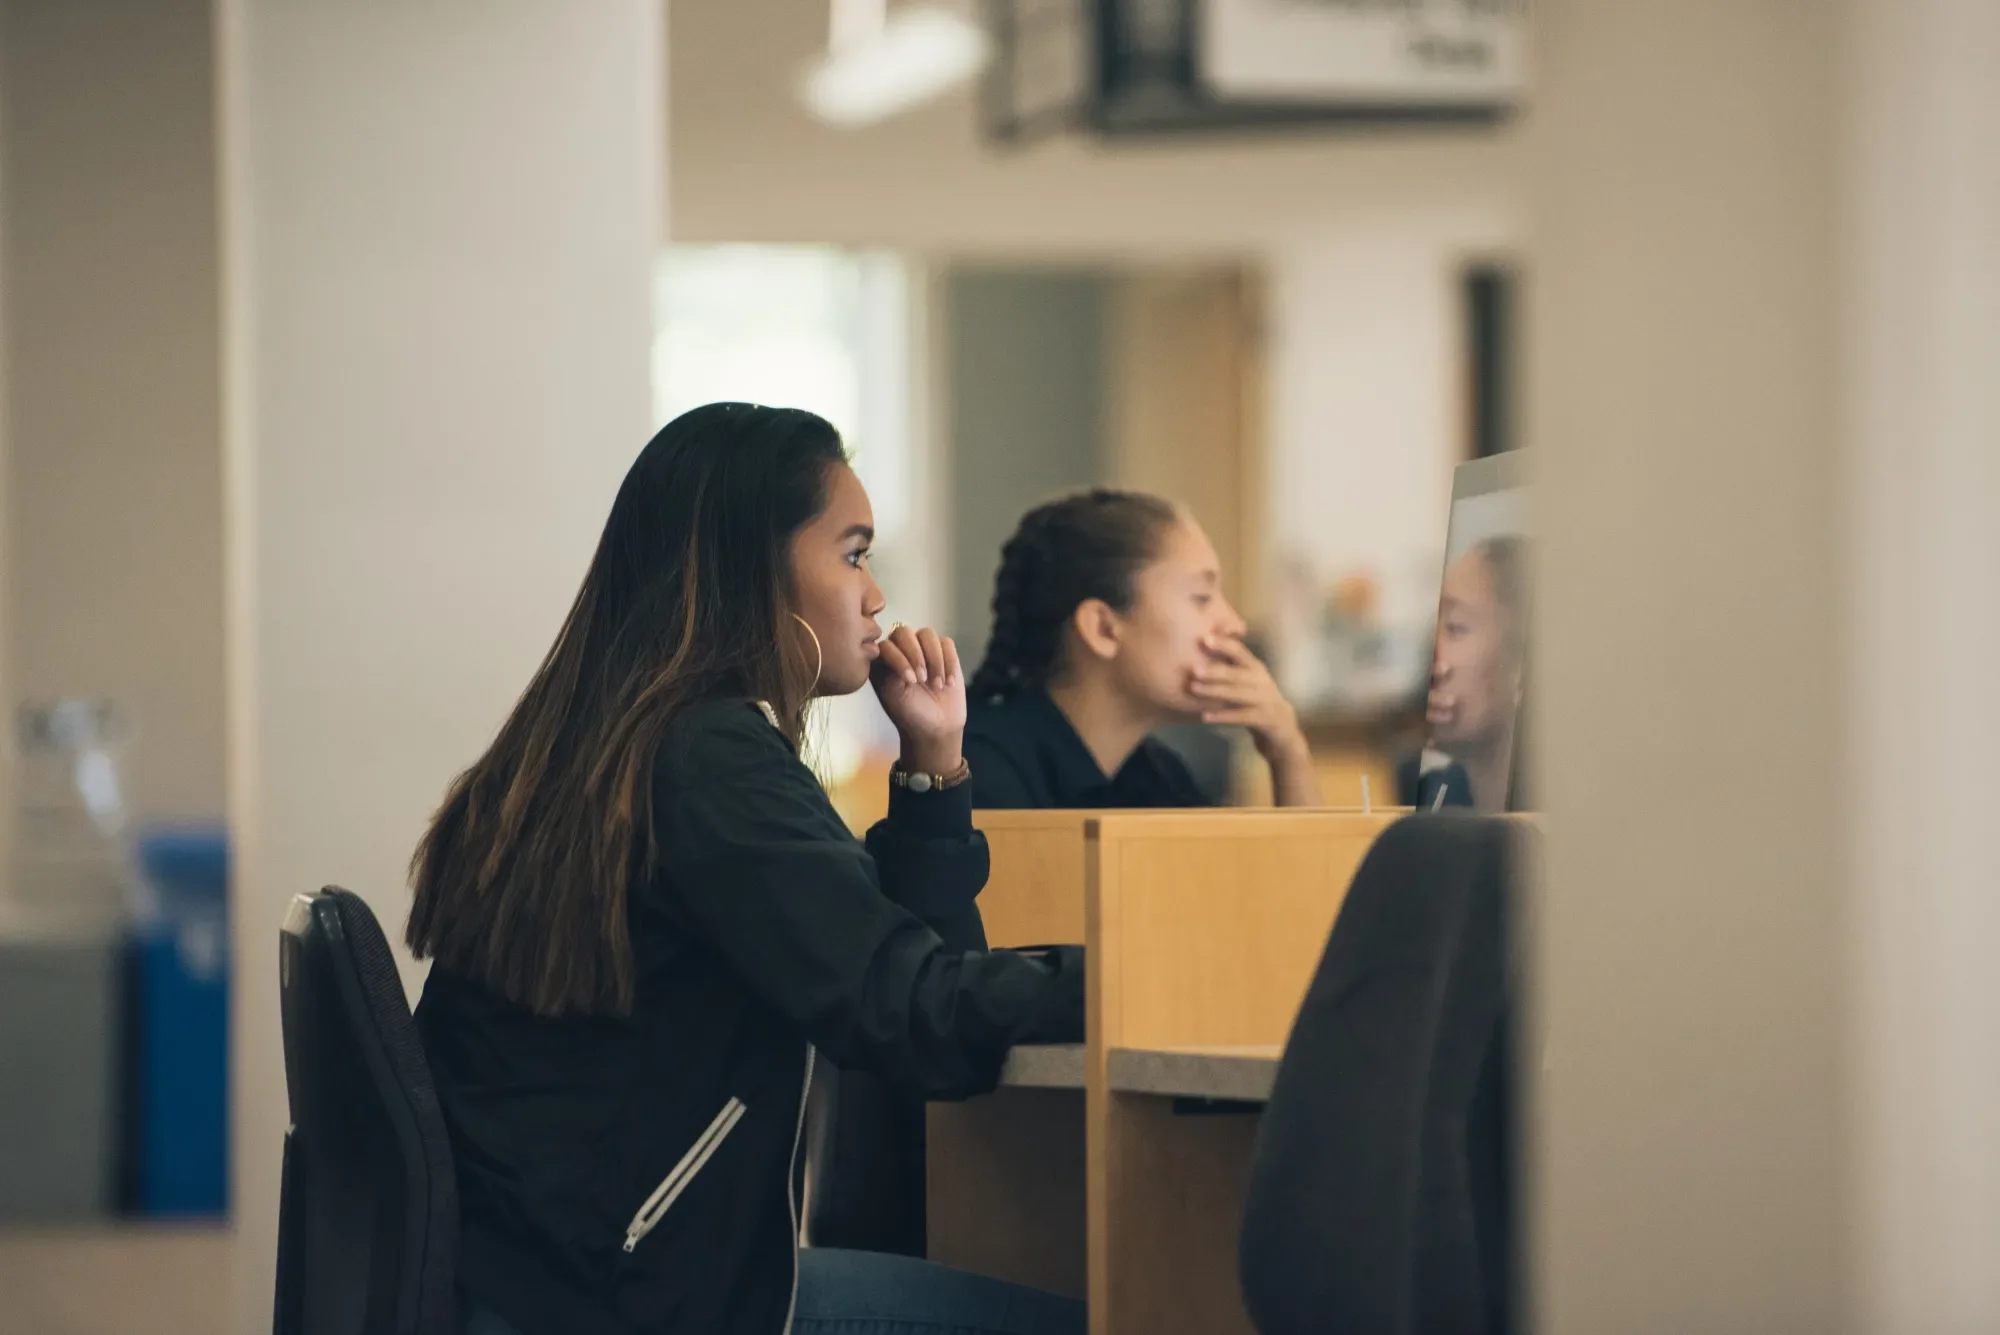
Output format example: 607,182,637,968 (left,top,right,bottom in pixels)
407,403,1084,1335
